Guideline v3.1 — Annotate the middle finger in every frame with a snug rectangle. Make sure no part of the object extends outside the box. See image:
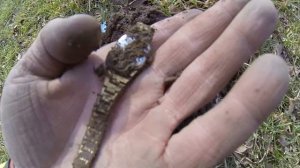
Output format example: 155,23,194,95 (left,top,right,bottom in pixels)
152,0,250,77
